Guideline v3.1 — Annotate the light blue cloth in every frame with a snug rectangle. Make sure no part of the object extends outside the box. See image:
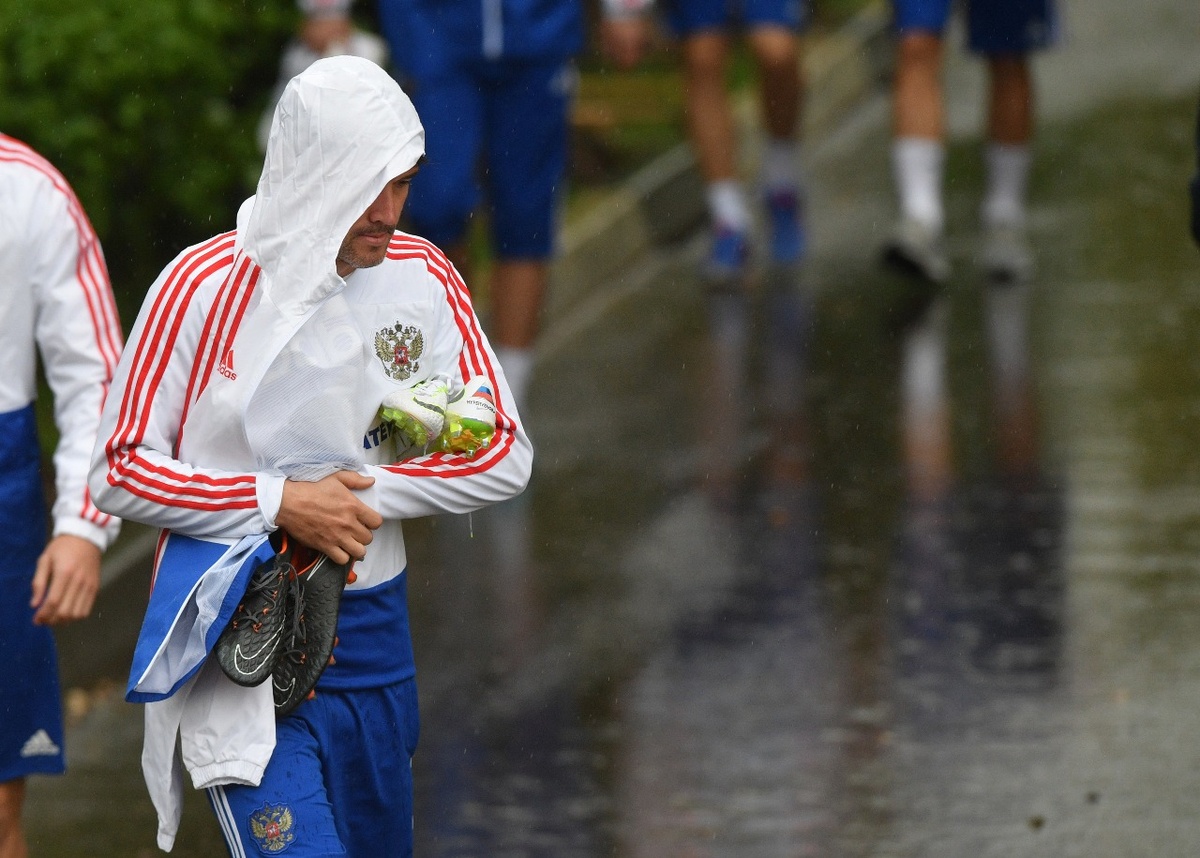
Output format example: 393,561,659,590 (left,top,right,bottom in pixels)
126,531,275,702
